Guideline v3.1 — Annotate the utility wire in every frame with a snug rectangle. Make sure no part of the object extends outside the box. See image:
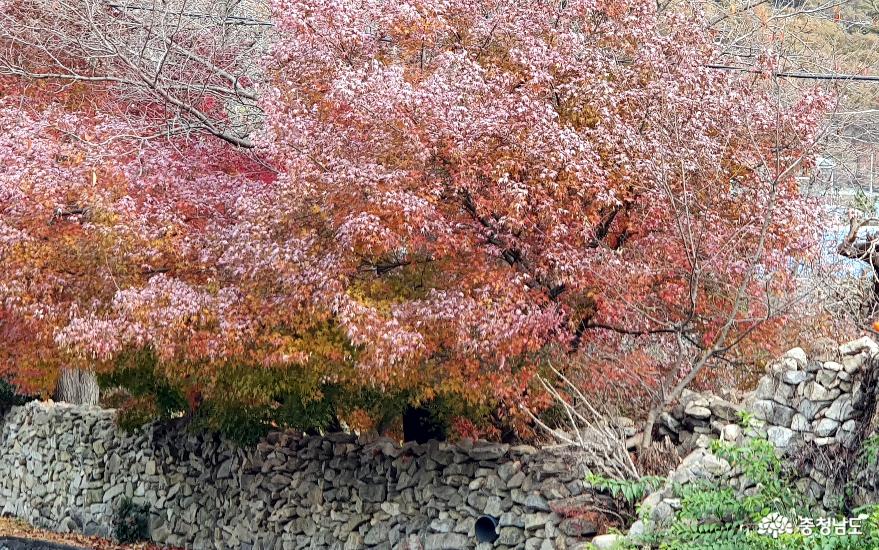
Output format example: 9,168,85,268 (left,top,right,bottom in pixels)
708,63,879,82
102,3,879,82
